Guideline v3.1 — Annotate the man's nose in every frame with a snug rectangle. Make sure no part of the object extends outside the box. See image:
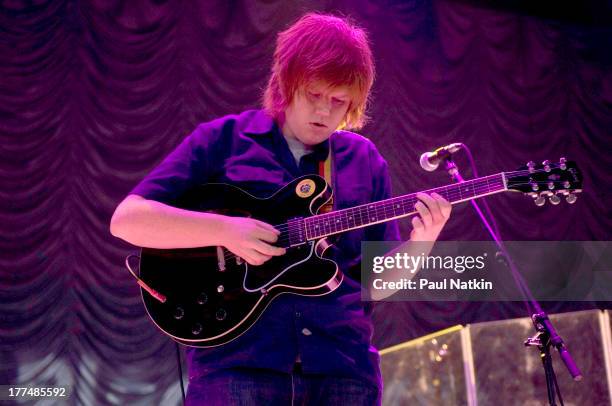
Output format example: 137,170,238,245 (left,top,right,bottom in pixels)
314,99,331,116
